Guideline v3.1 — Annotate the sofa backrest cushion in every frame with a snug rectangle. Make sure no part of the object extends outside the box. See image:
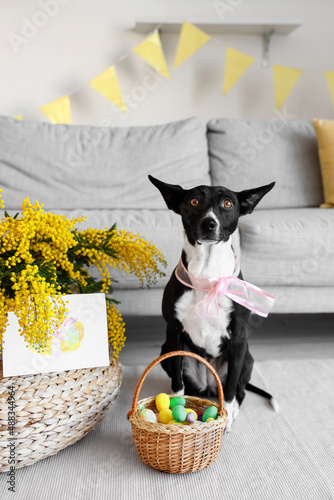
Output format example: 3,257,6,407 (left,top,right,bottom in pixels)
207,118,323,209
0,116,210,210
